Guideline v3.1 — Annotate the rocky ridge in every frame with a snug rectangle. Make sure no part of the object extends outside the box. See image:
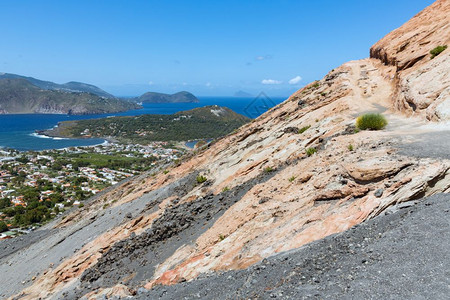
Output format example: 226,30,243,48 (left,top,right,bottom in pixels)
1,1,449,299
0,72,115,98
0,77,140,115
370,0,450,120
